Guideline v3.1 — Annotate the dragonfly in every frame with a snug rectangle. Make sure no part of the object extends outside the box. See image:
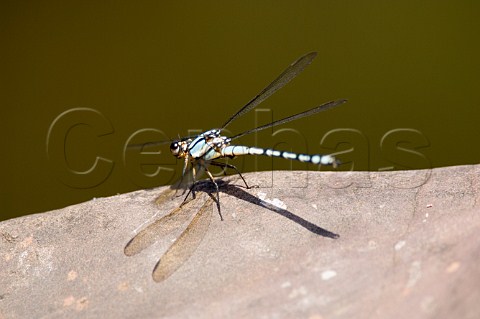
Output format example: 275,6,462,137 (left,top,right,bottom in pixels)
125,52,347,282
